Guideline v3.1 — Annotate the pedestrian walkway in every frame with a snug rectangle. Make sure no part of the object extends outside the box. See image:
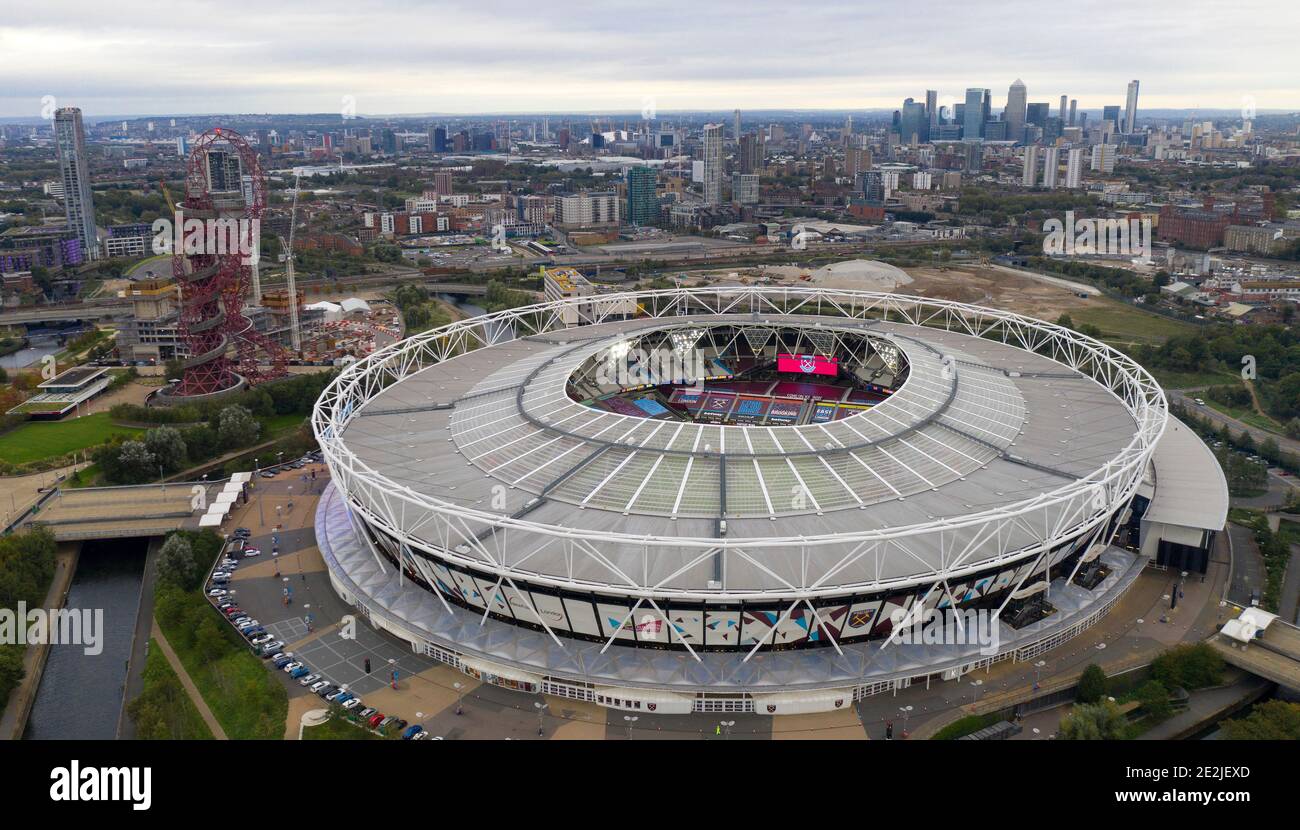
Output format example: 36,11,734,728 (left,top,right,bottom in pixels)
150,619,229,740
